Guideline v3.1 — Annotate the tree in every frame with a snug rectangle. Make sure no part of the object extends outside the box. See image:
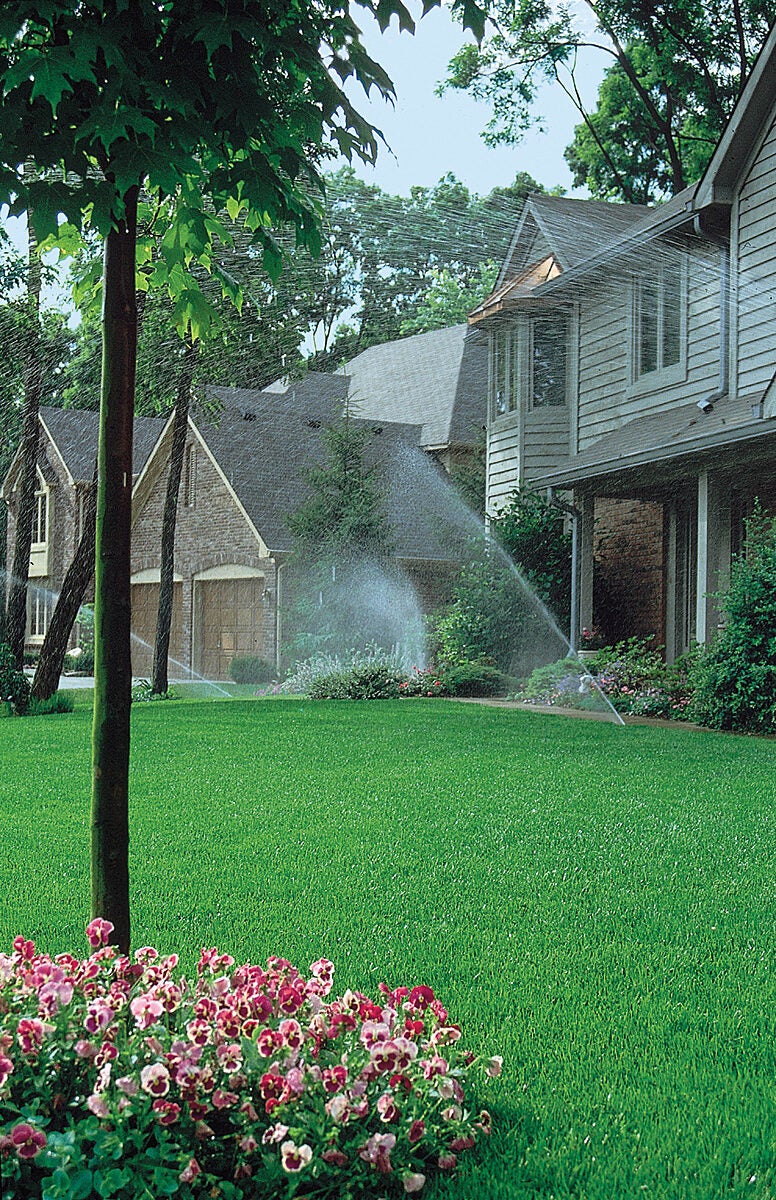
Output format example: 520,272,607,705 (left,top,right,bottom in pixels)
491,487,572,630
443,0,776,202
285,412,392,659
0,0,486,953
